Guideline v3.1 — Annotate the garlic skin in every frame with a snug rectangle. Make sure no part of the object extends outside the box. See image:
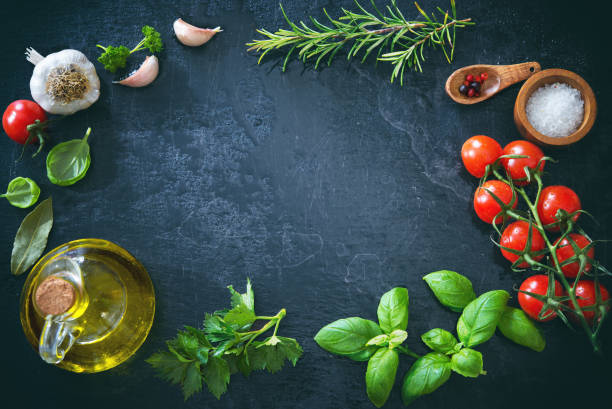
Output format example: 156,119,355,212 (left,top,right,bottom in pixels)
115,55,159,87
173,18,221,47
27,48,100,115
